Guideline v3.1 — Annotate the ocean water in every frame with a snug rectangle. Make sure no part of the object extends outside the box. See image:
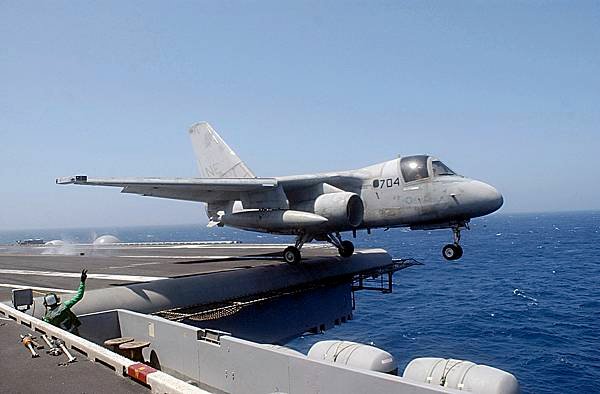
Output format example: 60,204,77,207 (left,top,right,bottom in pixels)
1,211,599,393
